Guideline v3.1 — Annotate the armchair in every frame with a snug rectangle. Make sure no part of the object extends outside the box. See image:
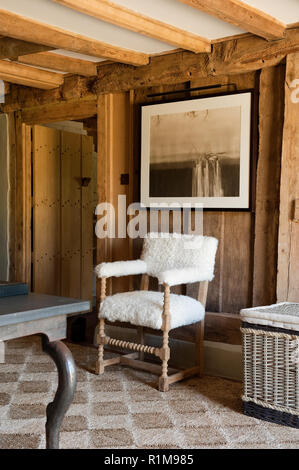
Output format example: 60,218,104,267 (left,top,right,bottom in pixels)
95,233,218,391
